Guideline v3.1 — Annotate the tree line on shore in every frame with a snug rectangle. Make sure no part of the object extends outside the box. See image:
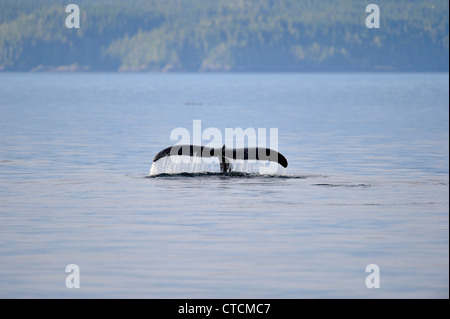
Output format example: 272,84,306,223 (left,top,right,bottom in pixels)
0,0,448,72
